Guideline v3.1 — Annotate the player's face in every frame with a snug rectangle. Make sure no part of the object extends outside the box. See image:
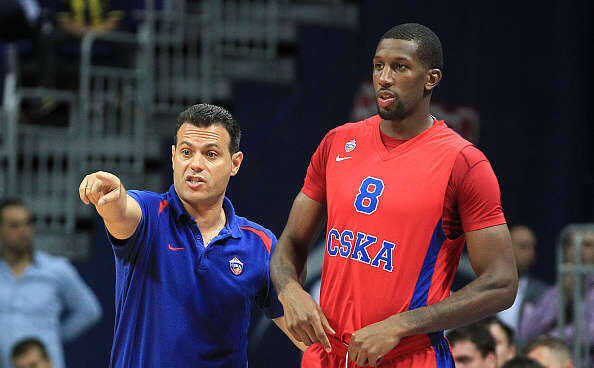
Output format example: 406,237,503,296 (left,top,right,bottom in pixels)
488,323,515,367
510,226,536,274
0,206,34,253
171,123,242,209
452,341,497,368
13,347,53,368
527,346,564,368
372,38,433,121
